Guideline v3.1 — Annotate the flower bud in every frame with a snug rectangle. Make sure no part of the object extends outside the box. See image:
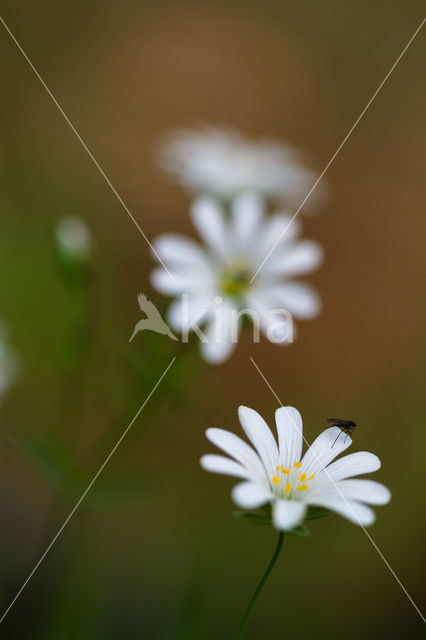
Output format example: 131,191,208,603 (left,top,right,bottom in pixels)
54,216,93,286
